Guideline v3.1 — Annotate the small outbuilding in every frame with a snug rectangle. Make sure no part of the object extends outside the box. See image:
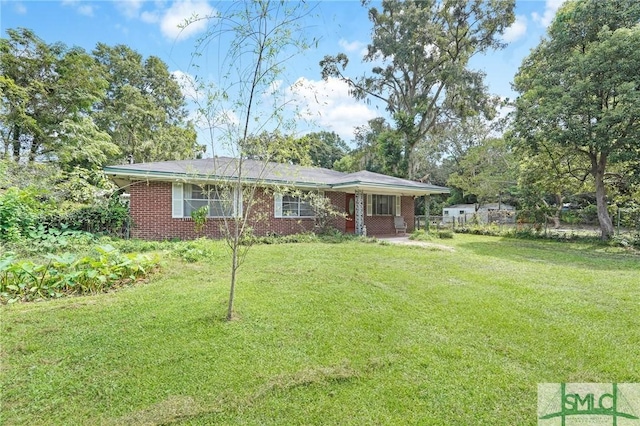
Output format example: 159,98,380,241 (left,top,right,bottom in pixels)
442,203,516,225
